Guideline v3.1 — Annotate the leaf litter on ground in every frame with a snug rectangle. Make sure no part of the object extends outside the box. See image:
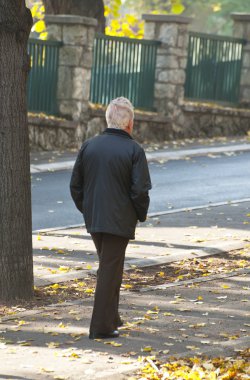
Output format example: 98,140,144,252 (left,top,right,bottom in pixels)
0,247,249,316
132,348,250,380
